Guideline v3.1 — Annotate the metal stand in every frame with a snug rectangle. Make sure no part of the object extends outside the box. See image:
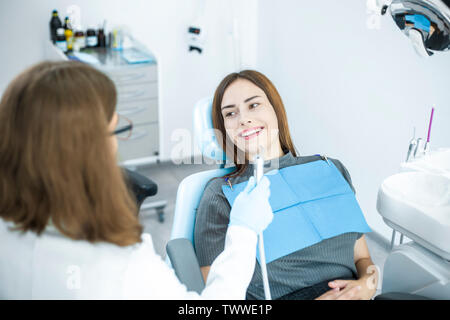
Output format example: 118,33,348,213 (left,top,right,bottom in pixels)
140,200,167,223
